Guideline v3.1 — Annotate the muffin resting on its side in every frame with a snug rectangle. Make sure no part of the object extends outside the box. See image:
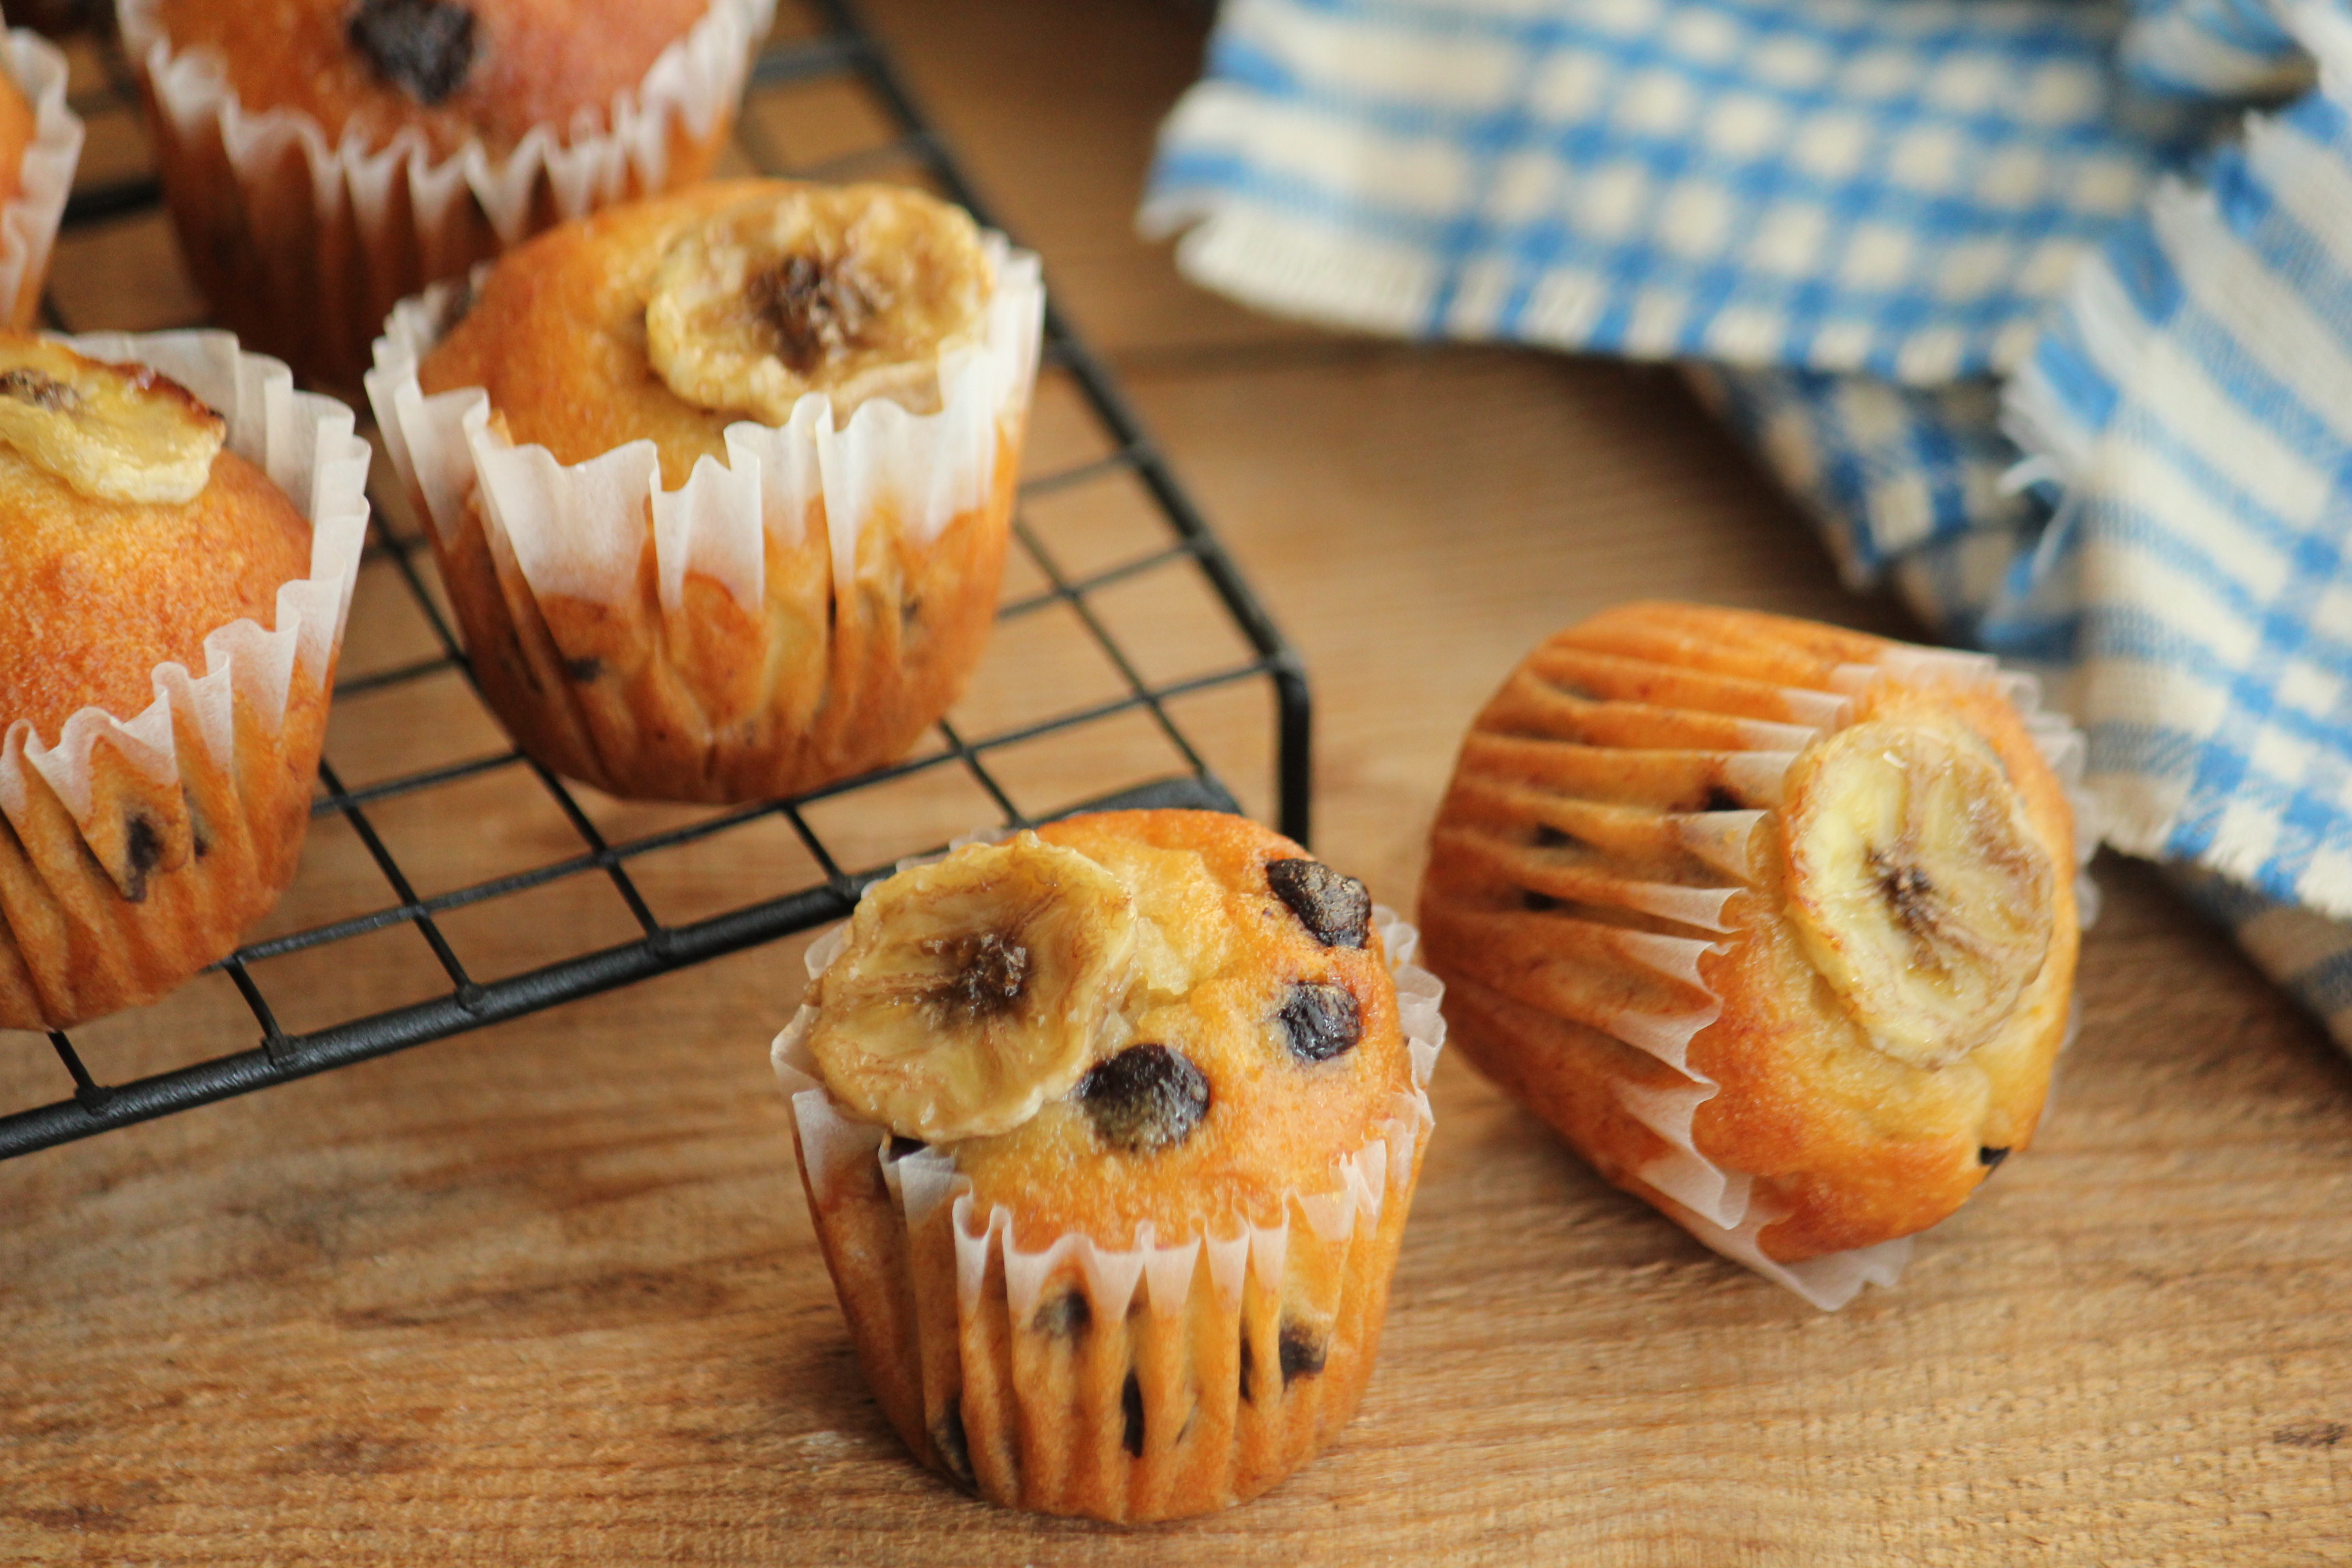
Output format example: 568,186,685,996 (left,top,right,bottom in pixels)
372,178,1043,804
120,0,769,389
0,331,369,1029
773,809,1443,1522
1418,602,2082,1299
